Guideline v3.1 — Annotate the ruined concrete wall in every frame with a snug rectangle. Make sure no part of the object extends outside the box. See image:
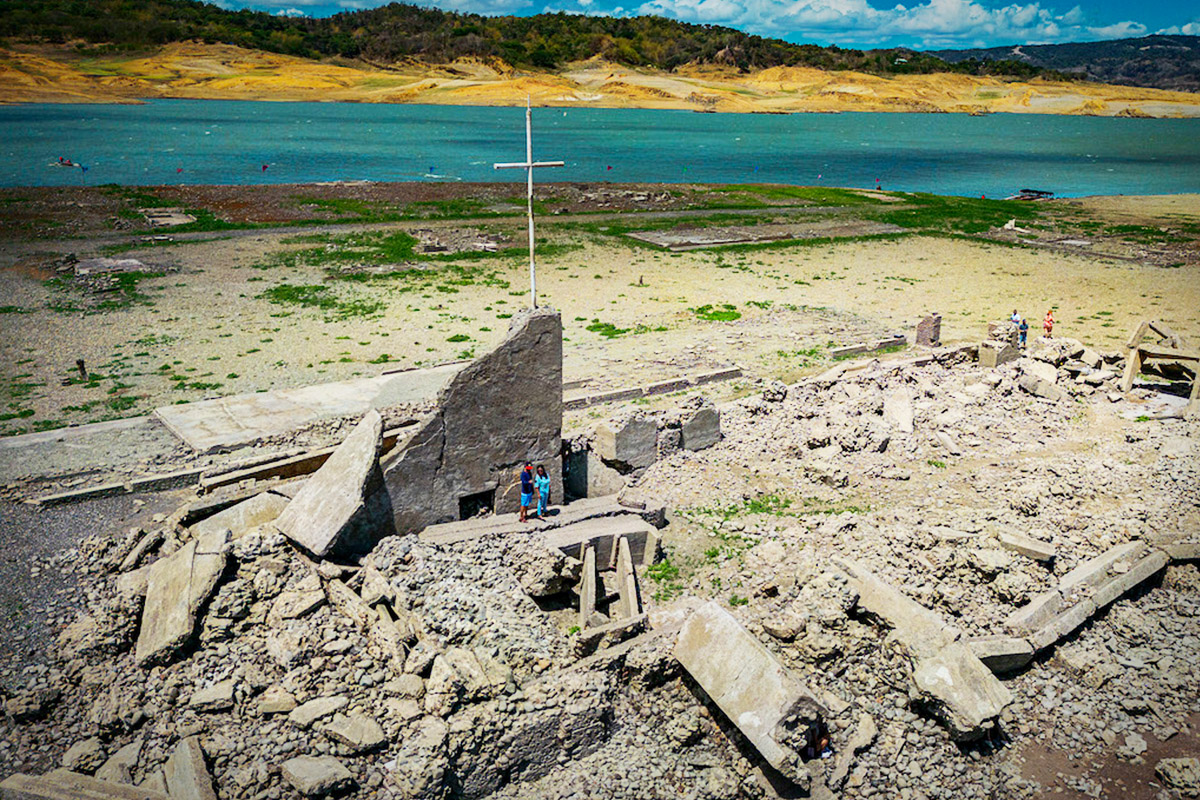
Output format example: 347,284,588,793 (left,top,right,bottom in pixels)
381,307,563,533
